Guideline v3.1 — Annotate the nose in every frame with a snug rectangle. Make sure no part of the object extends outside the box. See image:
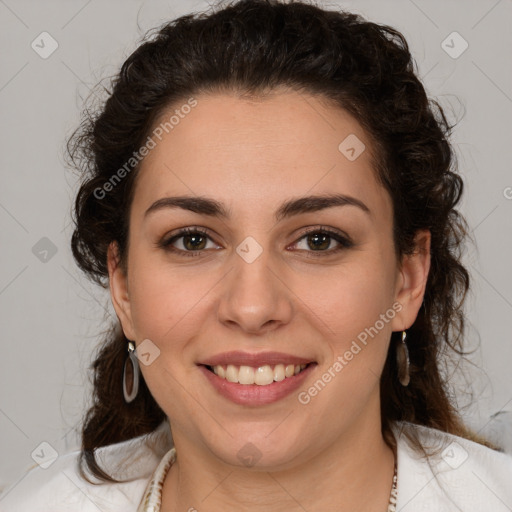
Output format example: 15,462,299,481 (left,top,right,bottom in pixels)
216,241,294,335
